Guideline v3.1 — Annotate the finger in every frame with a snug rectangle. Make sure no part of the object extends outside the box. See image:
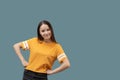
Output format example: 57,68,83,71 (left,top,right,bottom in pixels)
24,66,26,68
